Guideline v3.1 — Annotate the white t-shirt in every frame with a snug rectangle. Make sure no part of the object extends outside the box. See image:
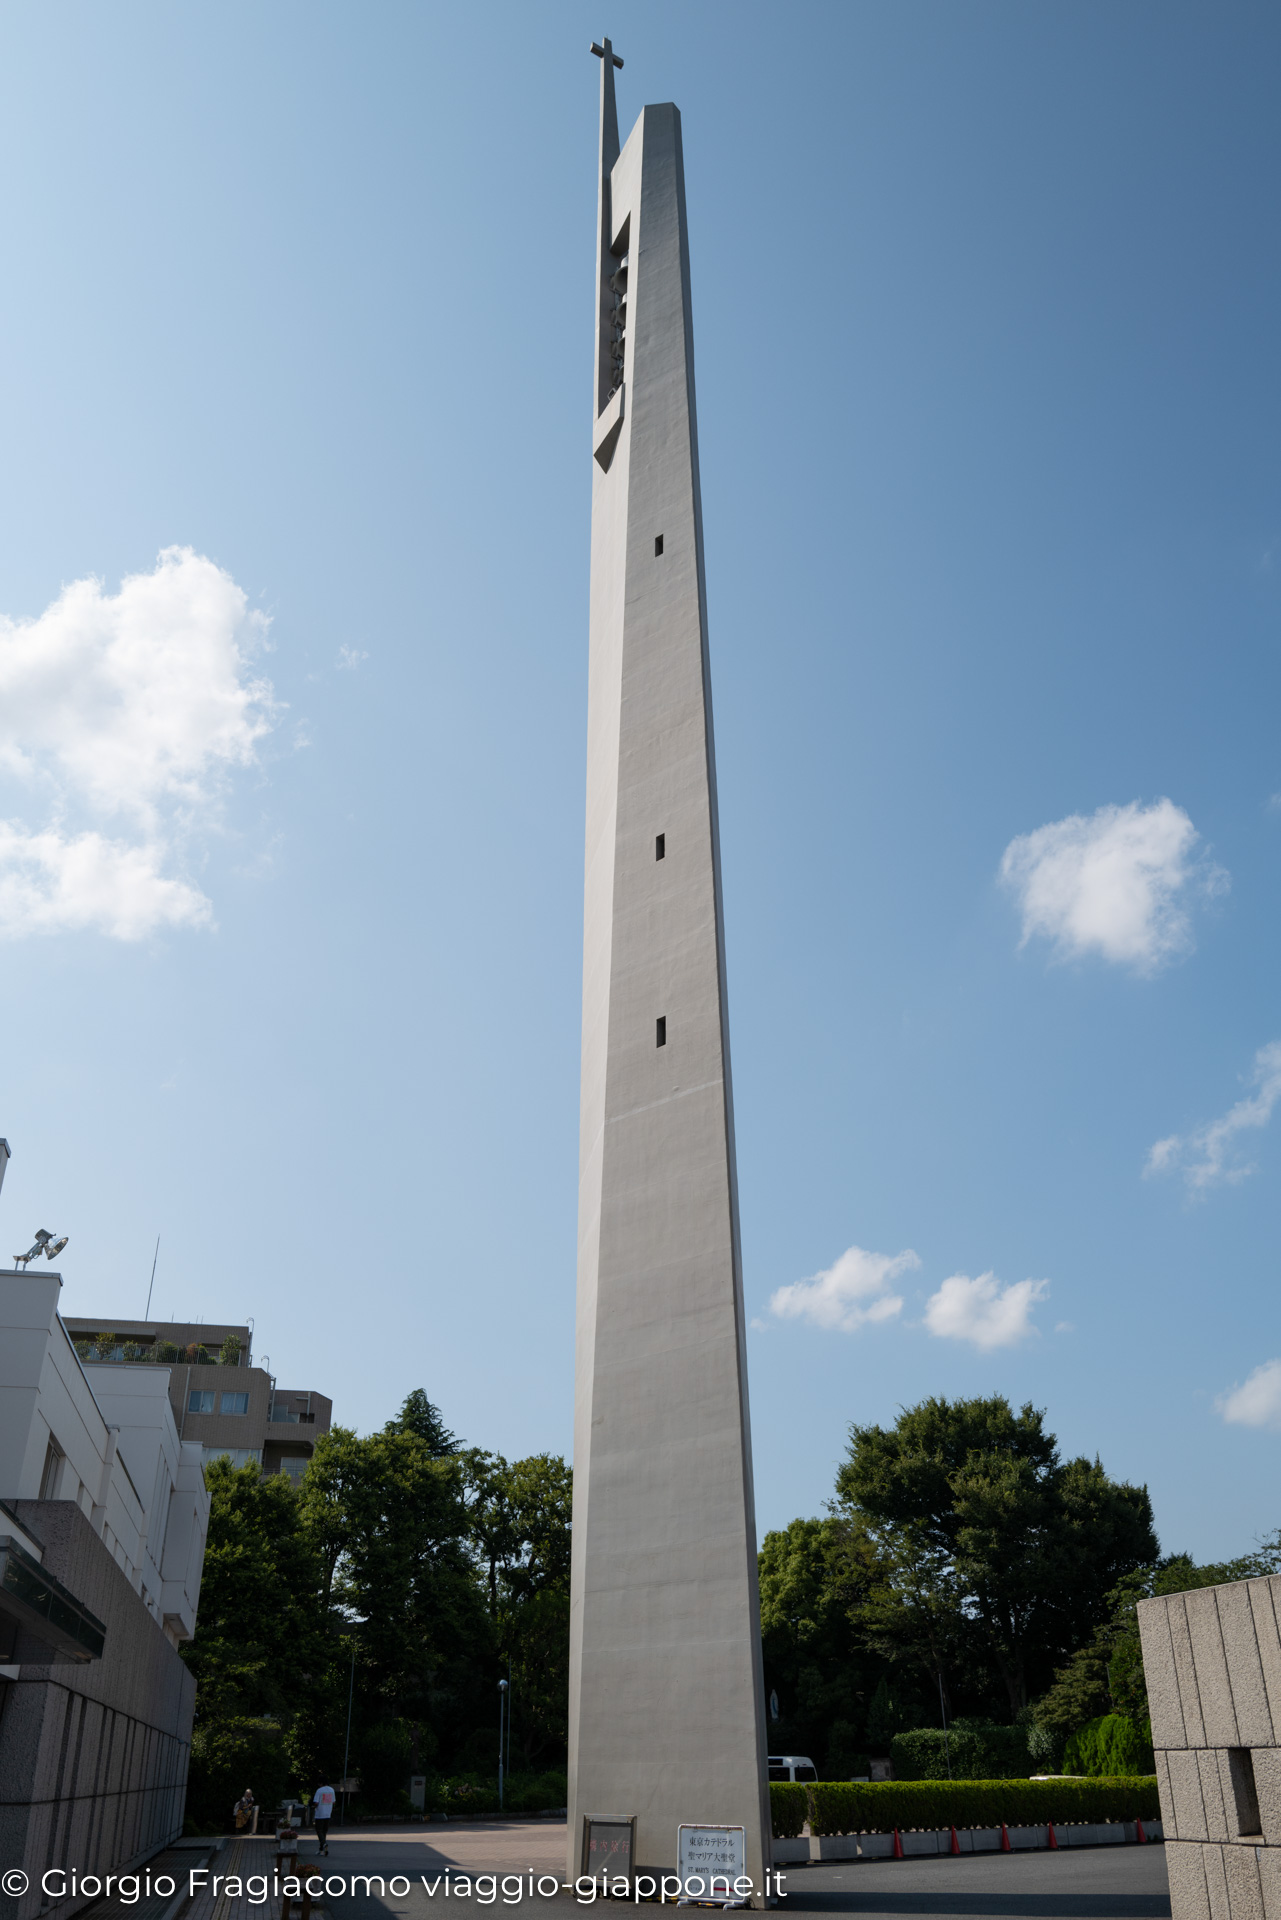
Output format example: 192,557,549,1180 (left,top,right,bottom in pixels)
314,1787,336,1820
